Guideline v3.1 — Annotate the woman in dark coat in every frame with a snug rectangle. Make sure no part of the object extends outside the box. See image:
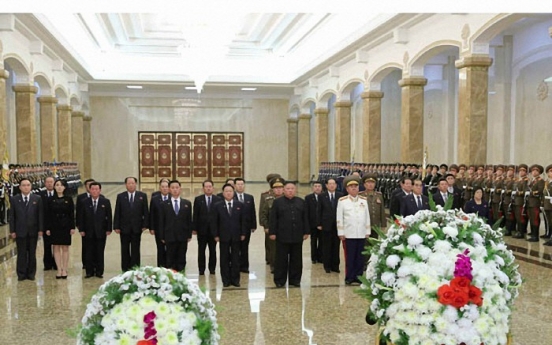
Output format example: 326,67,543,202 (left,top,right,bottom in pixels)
463,186,490,223
45,179,75,278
